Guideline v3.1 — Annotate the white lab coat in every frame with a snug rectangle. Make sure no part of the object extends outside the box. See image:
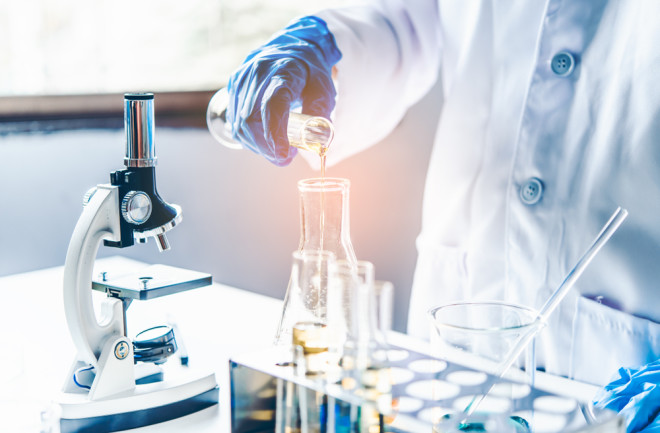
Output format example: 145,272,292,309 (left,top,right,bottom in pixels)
317,0,660,385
